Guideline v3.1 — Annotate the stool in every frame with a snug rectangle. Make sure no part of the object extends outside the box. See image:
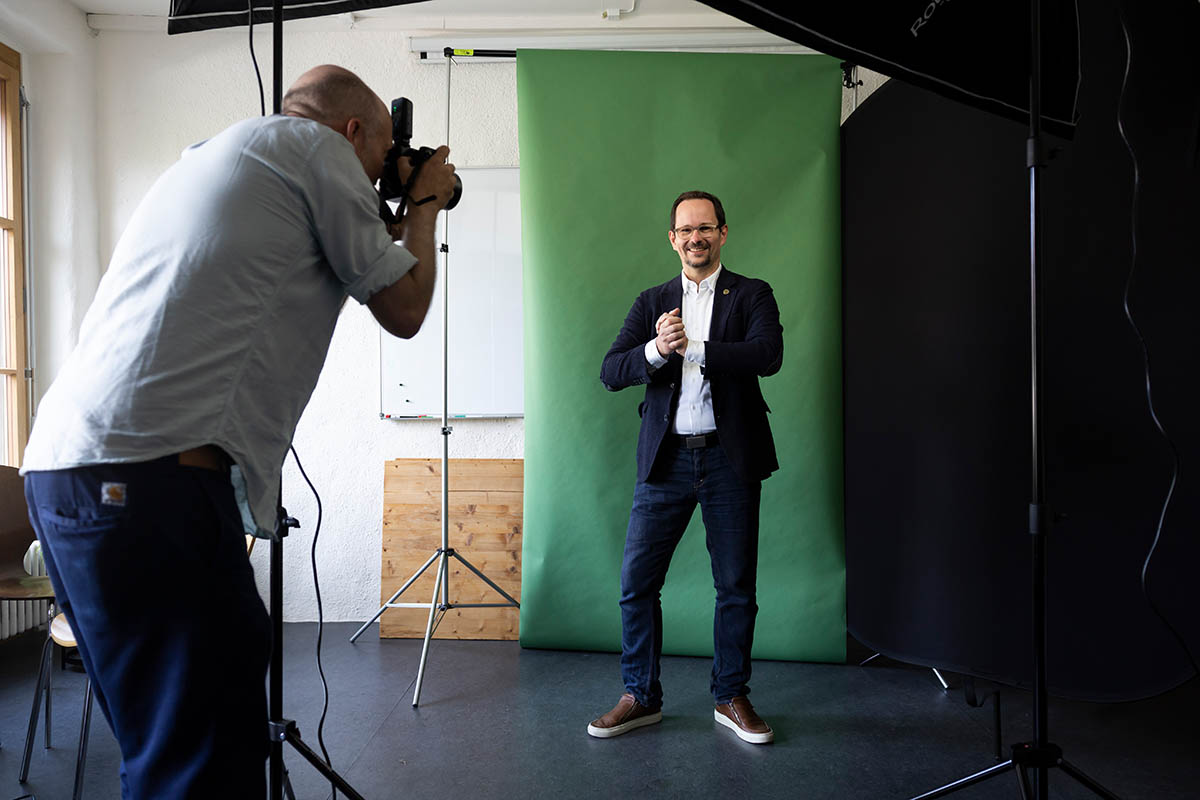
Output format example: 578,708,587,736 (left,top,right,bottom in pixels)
20,612,95,800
